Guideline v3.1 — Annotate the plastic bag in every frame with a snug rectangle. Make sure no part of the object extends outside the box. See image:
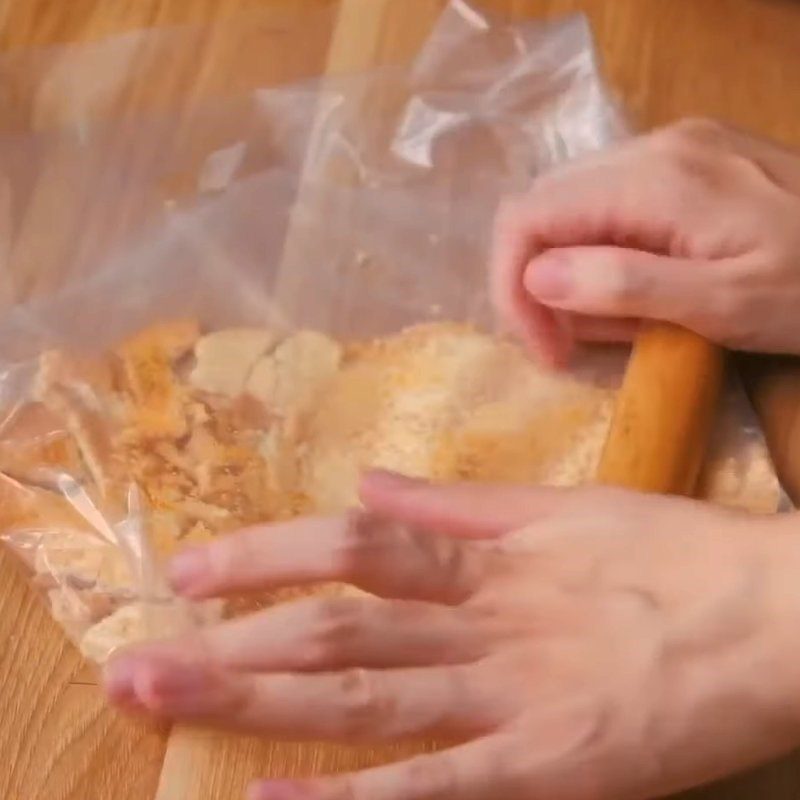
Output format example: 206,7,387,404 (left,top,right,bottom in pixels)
0,1,784,664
